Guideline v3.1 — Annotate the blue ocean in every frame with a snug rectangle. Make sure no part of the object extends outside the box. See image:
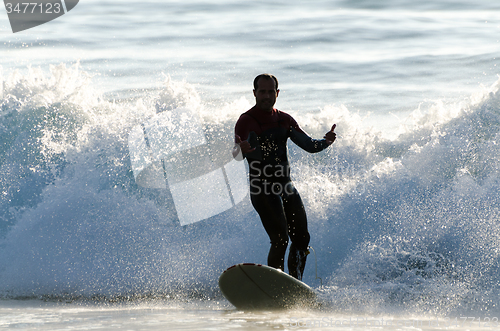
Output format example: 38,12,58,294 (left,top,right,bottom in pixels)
1,0,500,329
